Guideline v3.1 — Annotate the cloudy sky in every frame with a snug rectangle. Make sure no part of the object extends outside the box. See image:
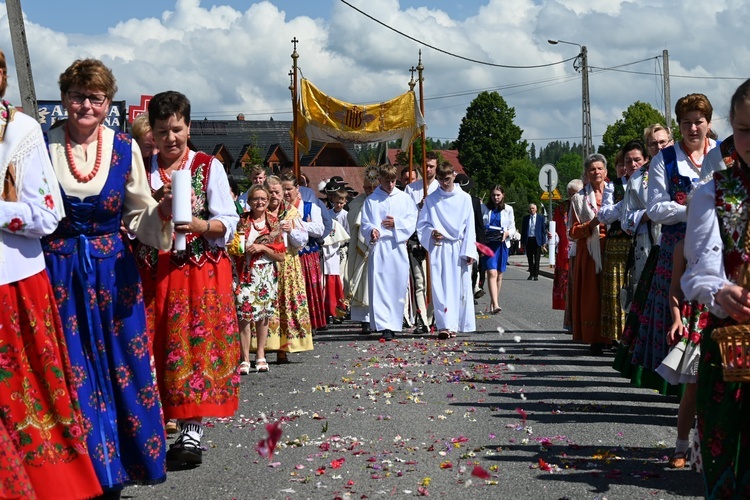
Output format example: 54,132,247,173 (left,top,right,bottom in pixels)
0,0,746,150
